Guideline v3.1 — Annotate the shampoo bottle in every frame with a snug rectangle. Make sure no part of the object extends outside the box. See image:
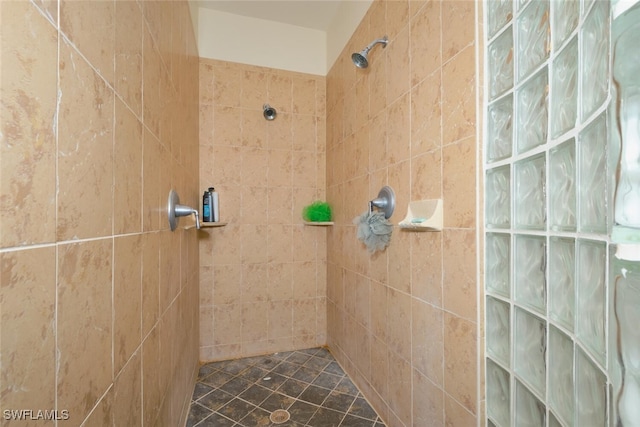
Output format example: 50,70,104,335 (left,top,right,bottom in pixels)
209,187,219,222
202,189,212,222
